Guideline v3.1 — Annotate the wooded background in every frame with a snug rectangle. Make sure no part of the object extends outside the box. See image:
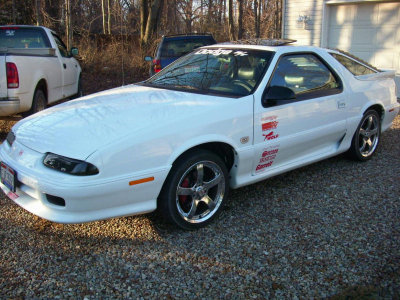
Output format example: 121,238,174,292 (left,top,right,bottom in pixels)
0,0,283,90
1,0,282,46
